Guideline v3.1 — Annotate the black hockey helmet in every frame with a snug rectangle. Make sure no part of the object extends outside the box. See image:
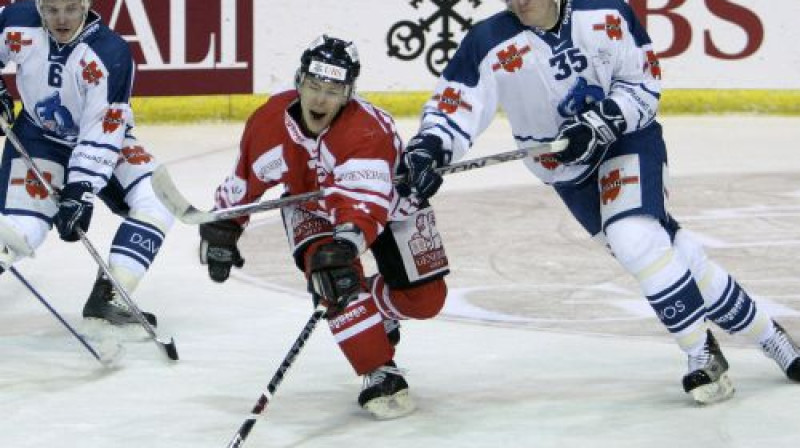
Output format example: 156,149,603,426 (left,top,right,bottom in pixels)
296,35,360,97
